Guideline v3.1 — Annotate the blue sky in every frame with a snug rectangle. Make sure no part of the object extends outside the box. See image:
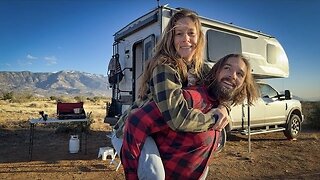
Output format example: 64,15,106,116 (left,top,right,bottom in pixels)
0,0,319,101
